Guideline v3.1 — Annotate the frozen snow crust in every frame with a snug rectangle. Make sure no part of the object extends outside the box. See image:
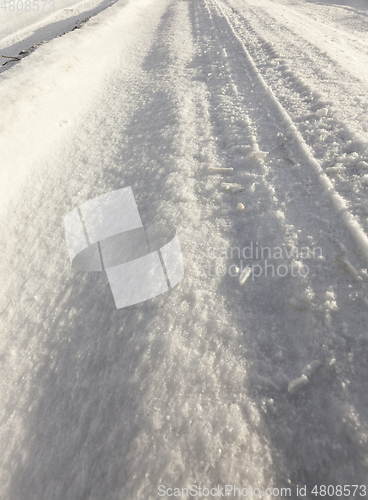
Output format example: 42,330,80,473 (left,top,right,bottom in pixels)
0,0,368,497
